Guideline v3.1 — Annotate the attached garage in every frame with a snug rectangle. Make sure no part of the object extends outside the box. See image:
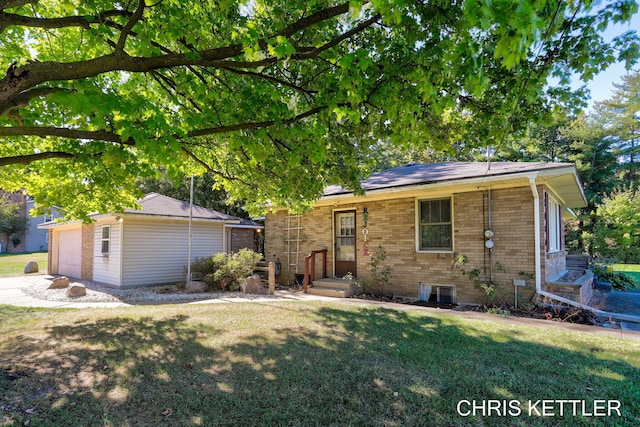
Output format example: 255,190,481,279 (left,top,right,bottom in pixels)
55,228,82,278
40,193,263,288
